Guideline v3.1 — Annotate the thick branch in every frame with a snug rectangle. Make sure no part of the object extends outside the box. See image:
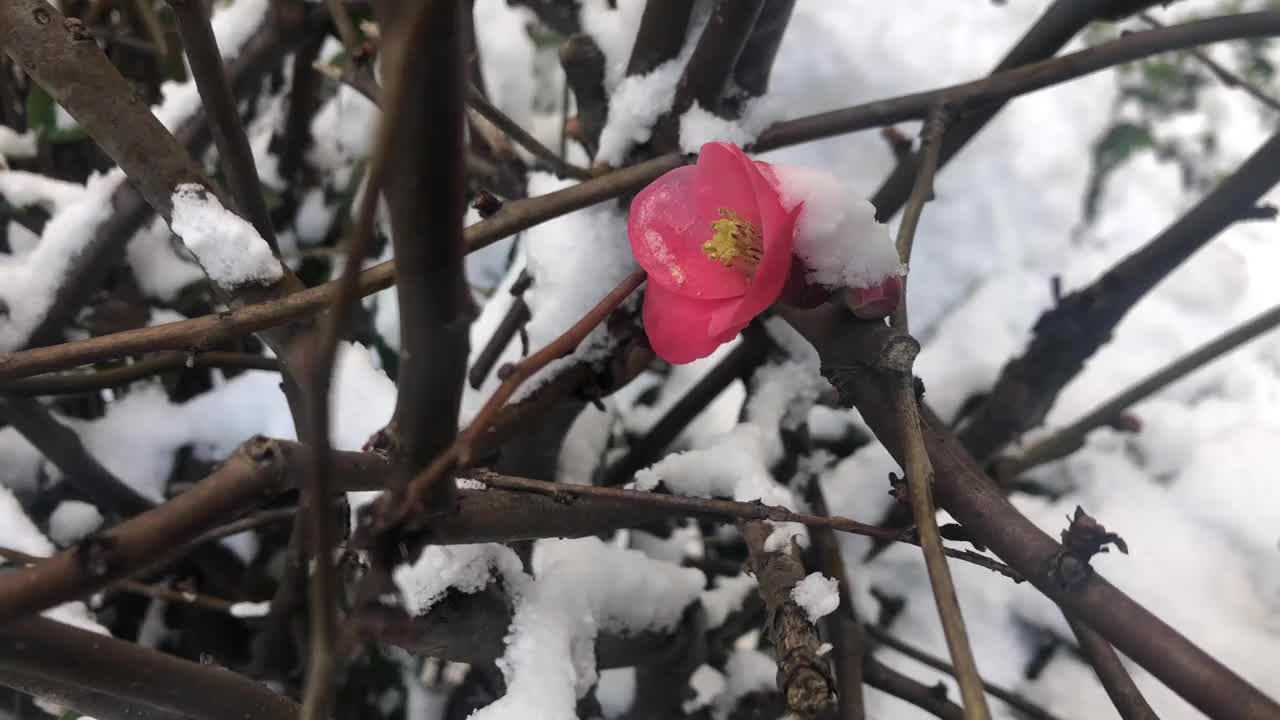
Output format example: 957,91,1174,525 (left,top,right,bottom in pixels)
651,0,766,151
789,305,1280,720
167,0,277,247
0,397,153,517
1001,302,1280,476
741,519,835,718
732,0,795,98
626,0,694,77
0,616,298,720
959,128,1280,463
6,12,1280,380
1067,616,1159,720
